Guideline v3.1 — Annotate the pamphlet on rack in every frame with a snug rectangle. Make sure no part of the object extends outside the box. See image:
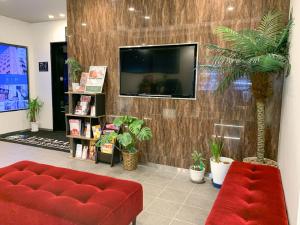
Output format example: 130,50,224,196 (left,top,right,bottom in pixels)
85,66,107,93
